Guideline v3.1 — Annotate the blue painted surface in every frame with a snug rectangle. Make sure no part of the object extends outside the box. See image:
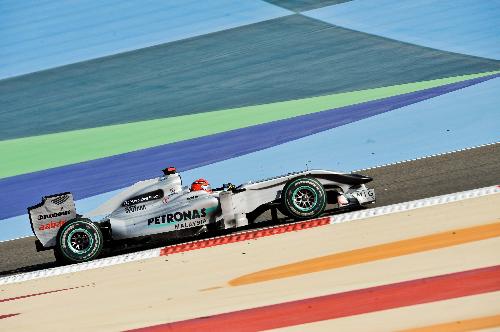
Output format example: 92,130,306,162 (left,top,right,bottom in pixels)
182,77,500,188
304,0,500,60
191,78,500,183
1,75,499,240
6,14,498,140
0,189,121,242
1,75,493,222
0,0,290,79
